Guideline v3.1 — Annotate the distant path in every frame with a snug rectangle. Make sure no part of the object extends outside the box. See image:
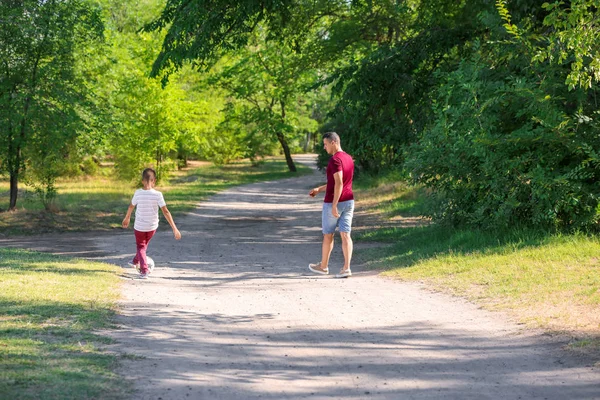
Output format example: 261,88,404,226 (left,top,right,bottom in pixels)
3,155,599,399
